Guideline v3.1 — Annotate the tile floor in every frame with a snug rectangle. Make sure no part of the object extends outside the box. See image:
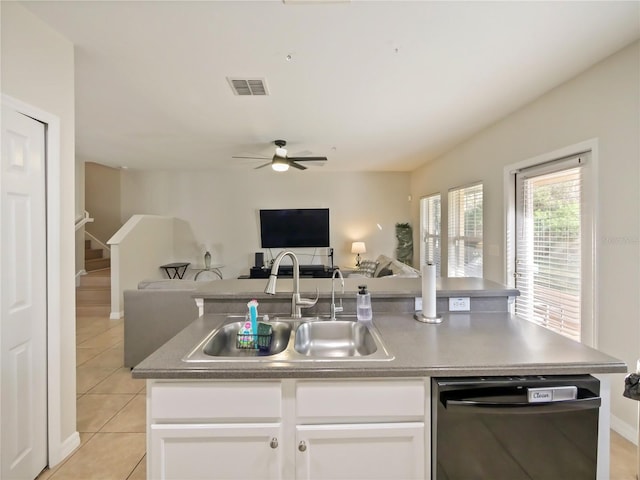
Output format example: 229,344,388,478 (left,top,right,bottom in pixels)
36,299,638,479
38,313,146,480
